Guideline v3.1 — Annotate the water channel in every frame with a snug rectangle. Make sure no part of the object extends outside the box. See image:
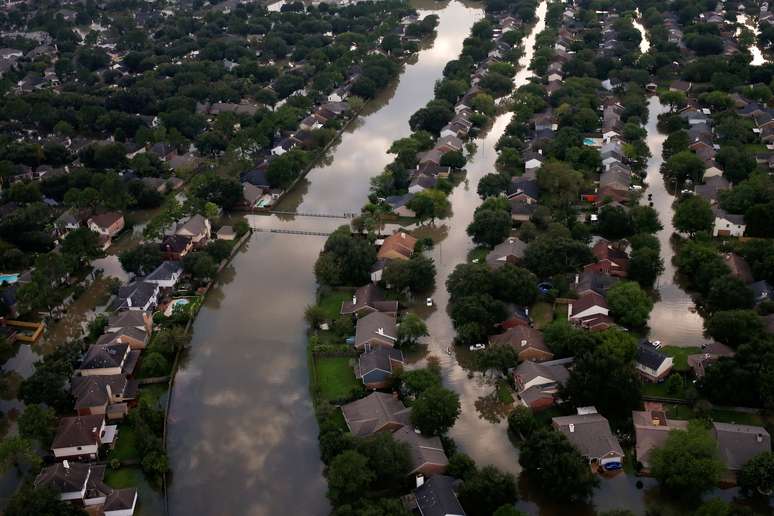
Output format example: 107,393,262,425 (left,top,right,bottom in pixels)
166,2,482,514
